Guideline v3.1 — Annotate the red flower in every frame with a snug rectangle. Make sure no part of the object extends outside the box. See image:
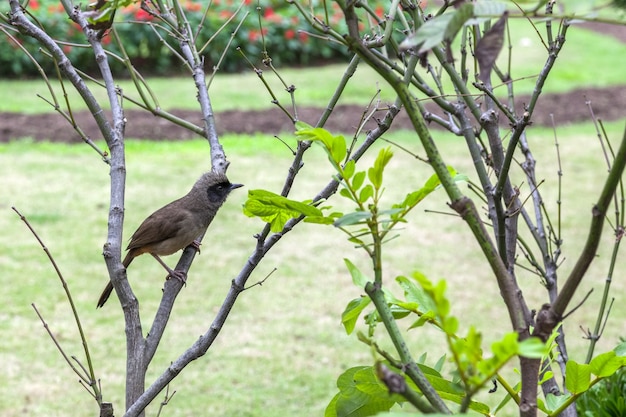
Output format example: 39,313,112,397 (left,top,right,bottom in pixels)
263,7,282,23
249,29,267,41
135,8,153,20
375,5,384,18
184,1,202,11
47,3,64,13
285,29,295,40
330,12,343,24
248,29,260,42
219,10,233,18
298,31,308,43
29,0,40,10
